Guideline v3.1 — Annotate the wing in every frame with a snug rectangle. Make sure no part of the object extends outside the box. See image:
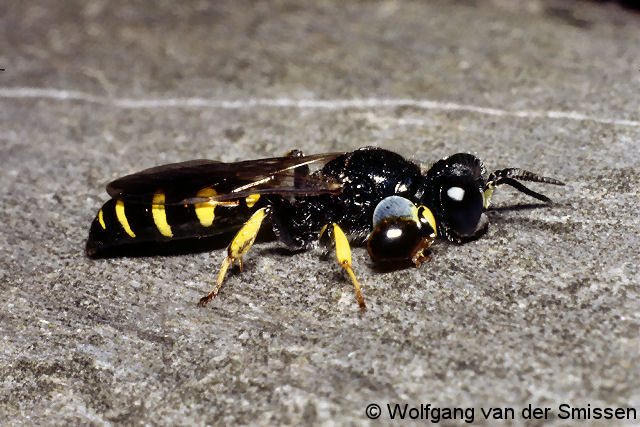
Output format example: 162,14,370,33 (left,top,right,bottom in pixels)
106,152,345,205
